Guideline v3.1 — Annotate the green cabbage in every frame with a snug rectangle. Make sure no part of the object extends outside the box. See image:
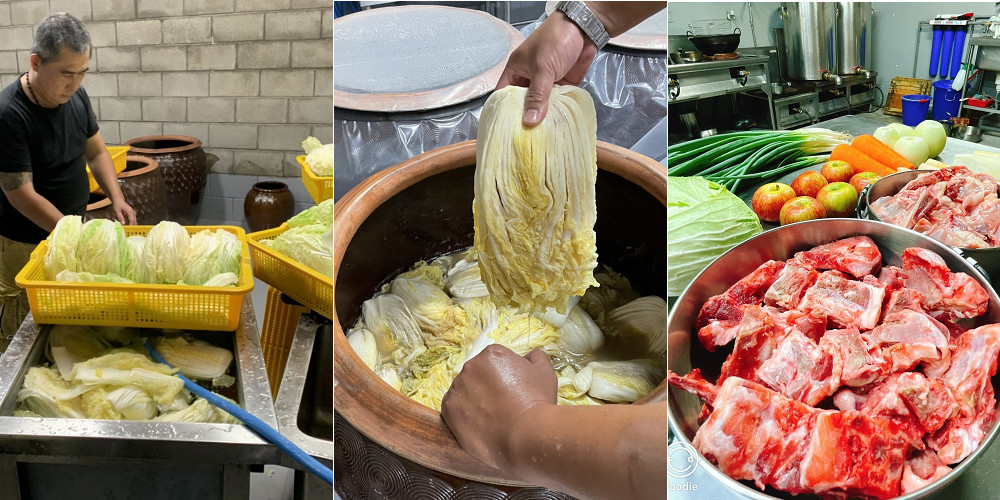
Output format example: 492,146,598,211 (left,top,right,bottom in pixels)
44,215,83,279
182,229,241,285
667,176,762,295
144,221,191,284
76,218,128,277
